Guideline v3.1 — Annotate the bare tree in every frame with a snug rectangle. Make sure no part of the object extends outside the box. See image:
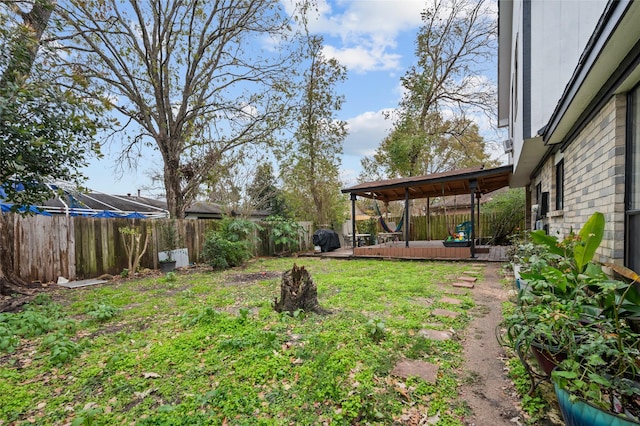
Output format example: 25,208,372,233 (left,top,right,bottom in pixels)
55,0,308,218
361,0,498,180
405,0,497,123
278,35,347,227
